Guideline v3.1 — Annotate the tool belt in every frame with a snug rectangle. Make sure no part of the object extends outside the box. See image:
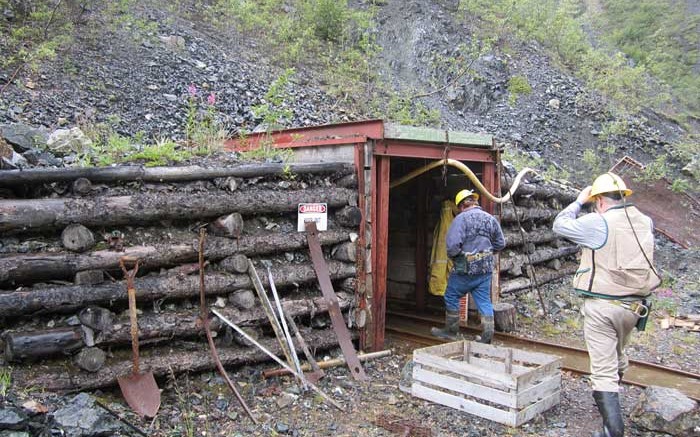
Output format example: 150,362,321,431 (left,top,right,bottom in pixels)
595,298,649,317
452,251,491,274
592,298,652,331
465,251,491,262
